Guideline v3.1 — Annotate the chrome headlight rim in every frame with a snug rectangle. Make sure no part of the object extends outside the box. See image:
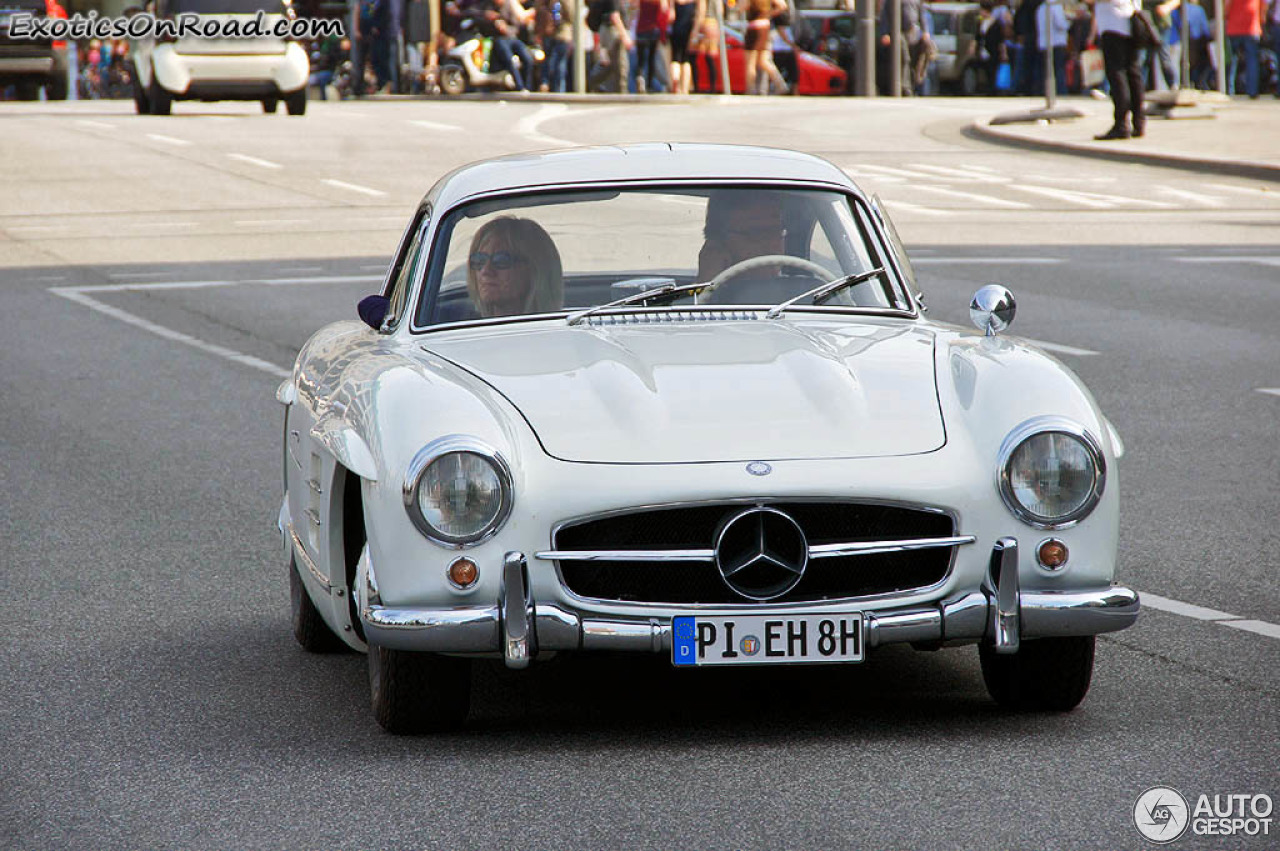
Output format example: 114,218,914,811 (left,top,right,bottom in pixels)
997,416,1106,531
402,435,514,548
